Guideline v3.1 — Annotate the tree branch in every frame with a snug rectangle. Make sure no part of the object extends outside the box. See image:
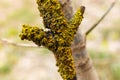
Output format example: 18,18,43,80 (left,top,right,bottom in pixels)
19,0,86,79
58,0,73,21
0,38,41,48
85,0,116,36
